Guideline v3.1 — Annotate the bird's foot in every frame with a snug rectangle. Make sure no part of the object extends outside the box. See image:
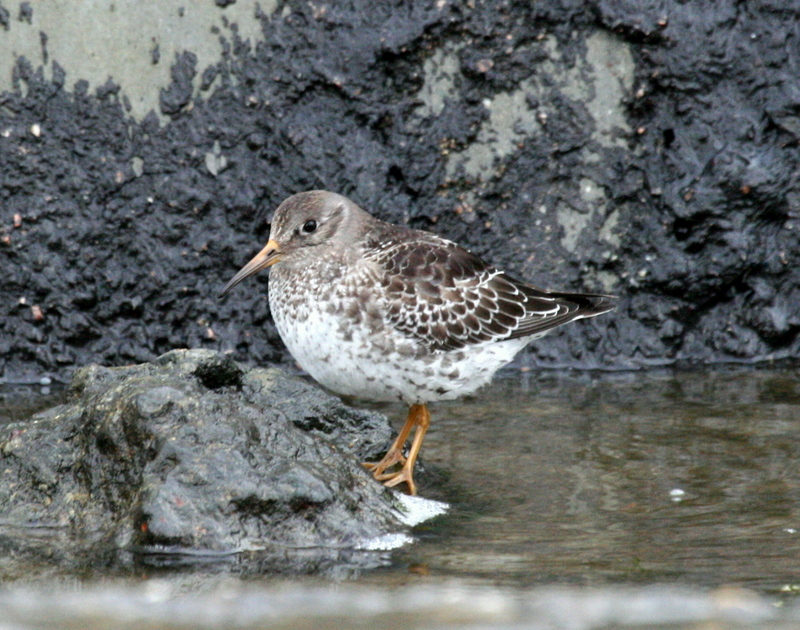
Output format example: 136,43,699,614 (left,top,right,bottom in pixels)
362,447,406,477
379,464,417,496
362,449,418,495
362,402,429,496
